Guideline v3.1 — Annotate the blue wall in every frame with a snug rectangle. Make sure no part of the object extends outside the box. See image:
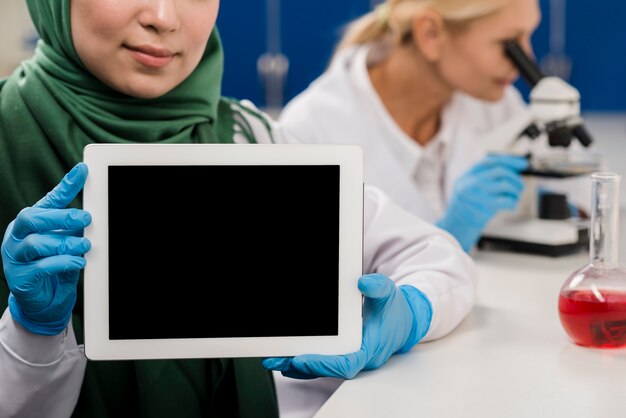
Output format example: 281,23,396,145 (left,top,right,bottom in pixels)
217,0,370,106
217,0,626,112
